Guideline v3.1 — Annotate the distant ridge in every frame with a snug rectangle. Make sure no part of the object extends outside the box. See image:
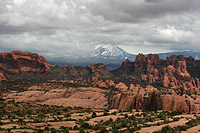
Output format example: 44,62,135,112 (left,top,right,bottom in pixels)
157,51,200,60
44,45,200,70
